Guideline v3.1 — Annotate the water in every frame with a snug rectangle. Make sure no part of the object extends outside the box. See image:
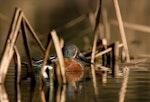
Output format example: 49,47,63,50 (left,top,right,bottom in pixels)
1,61,150,102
